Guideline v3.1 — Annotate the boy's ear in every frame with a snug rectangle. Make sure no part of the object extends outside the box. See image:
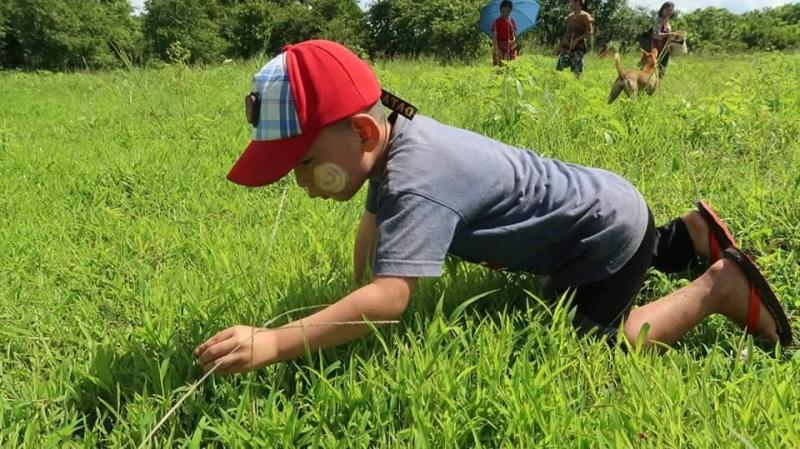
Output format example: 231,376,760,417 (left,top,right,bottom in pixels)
350,114,381,153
